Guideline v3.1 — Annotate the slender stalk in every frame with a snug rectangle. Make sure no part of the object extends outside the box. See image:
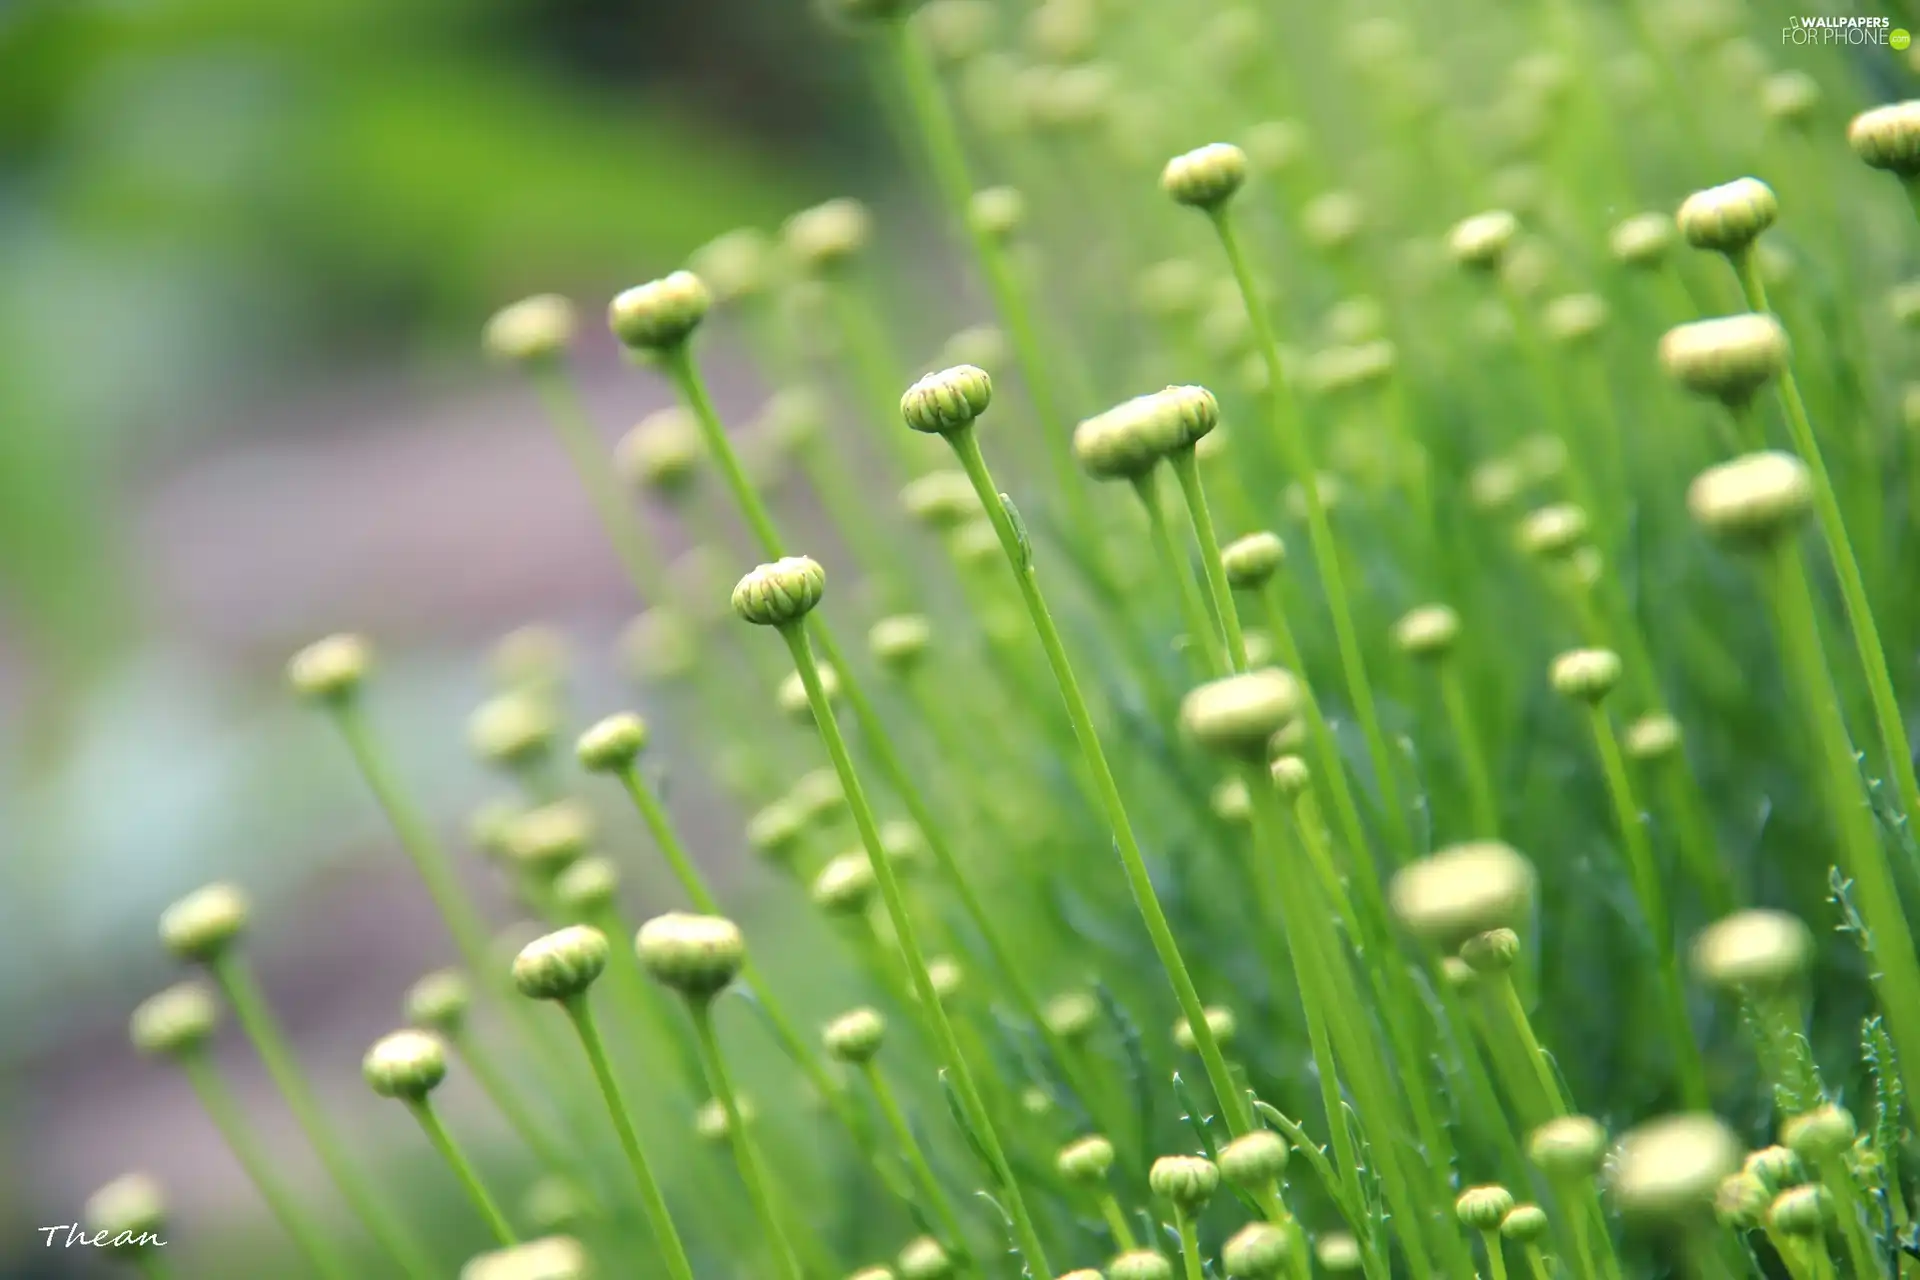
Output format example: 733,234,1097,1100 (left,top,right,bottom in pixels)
178,1054,353,1280
861,1061,974,1267
775,620,1054,1275
1175,1205,1206,1280
528,367,664,599
1524,1243,1555,1280
557,996,695,1280
1099,1194,1140,1251
688,1002,805,1280
1133,469,1229,677
1814,1156,1881,1280
205,957,434,1279
1481,1229,1510,1280
1438,661,1501,838
942,425,1252,1137
1167,447,1251,671
1489,971,1568,1120
445,1029,574,1180
403,1098,517,1246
